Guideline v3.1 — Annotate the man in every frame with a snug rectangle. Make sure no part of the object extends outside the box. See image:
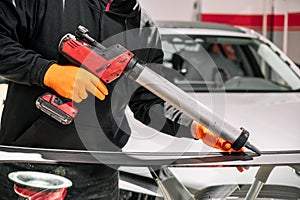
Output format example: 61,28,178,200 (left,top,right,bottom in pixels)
0,0,243,199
